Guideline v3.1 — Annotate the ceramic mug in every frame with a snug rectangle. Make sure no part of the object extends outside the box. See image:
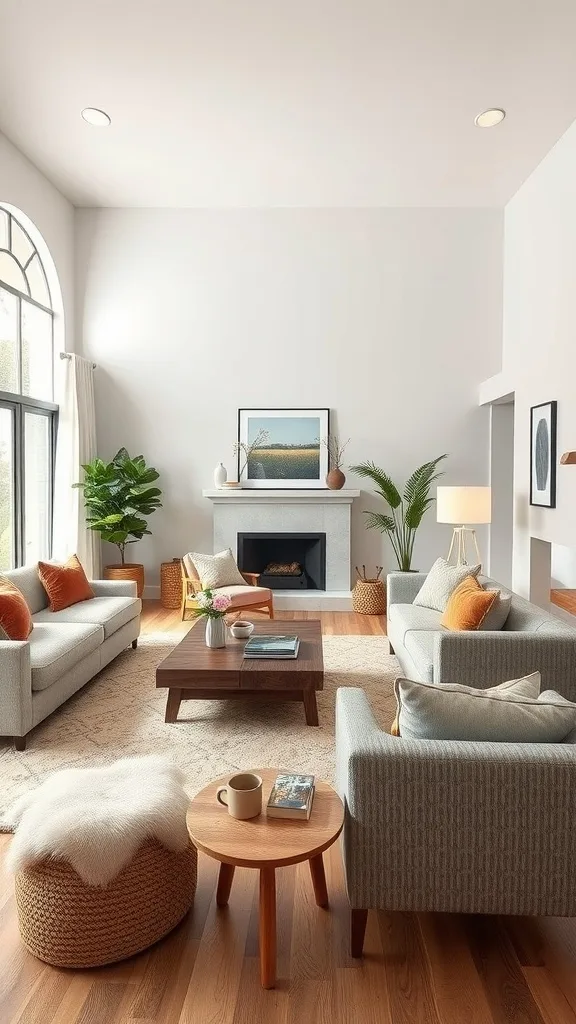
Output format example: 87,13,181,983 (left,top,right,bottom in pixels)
230,620,255,639
216,772,263,819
